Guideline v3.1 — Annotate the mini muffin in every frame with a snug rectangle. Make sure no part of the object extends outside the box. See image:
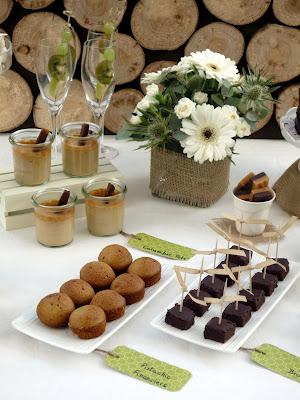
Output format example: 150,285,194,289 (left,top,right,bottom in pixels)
69,305,106,339
98,244,132,274
128,257,161,287
60,279,95,307
36,293,75,328
80,261,116,291
91,289,126,321
110,273,145,305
